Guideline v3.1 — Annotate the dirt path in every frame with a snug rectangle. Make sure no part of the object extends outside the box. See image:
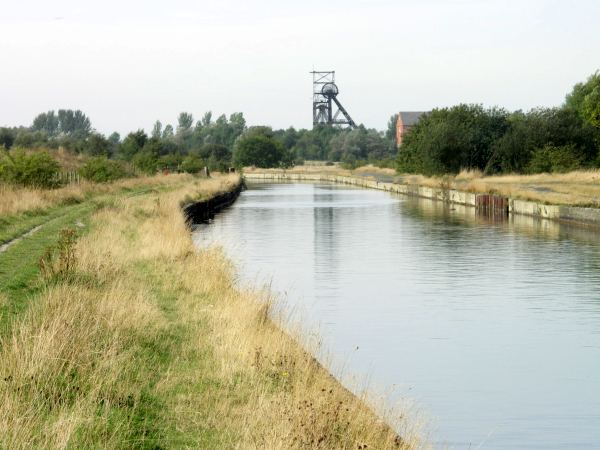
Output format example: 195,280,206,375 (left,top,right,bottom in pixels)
0,225,43,254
